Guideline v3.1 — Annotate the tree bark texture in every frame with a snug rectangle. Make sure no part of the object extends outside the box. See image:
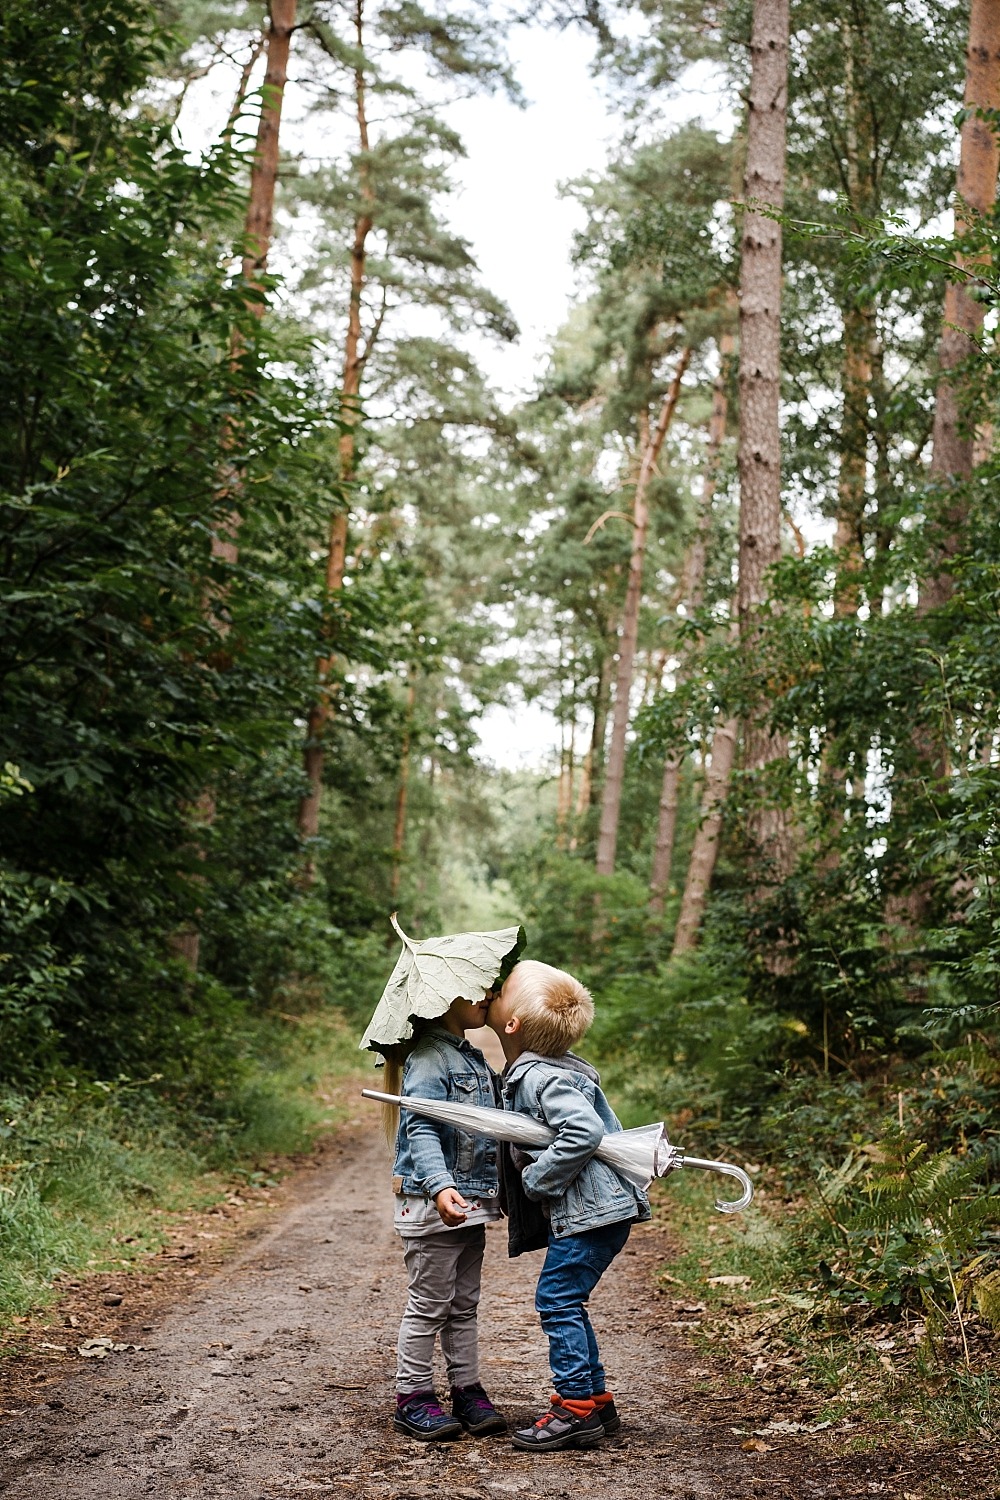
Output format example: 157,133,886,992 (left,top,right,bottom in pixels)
213,0,297,578
834,302,872,616
672,716,738,955
648,759,681,911
650,332,733,915
833,19,875,616
595,346,691,876
919,0,1000,614
389,674,417,902
240,1,297,285
587,646,613,811
298,0,376,852
556,714,576,848
737,0,791,876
